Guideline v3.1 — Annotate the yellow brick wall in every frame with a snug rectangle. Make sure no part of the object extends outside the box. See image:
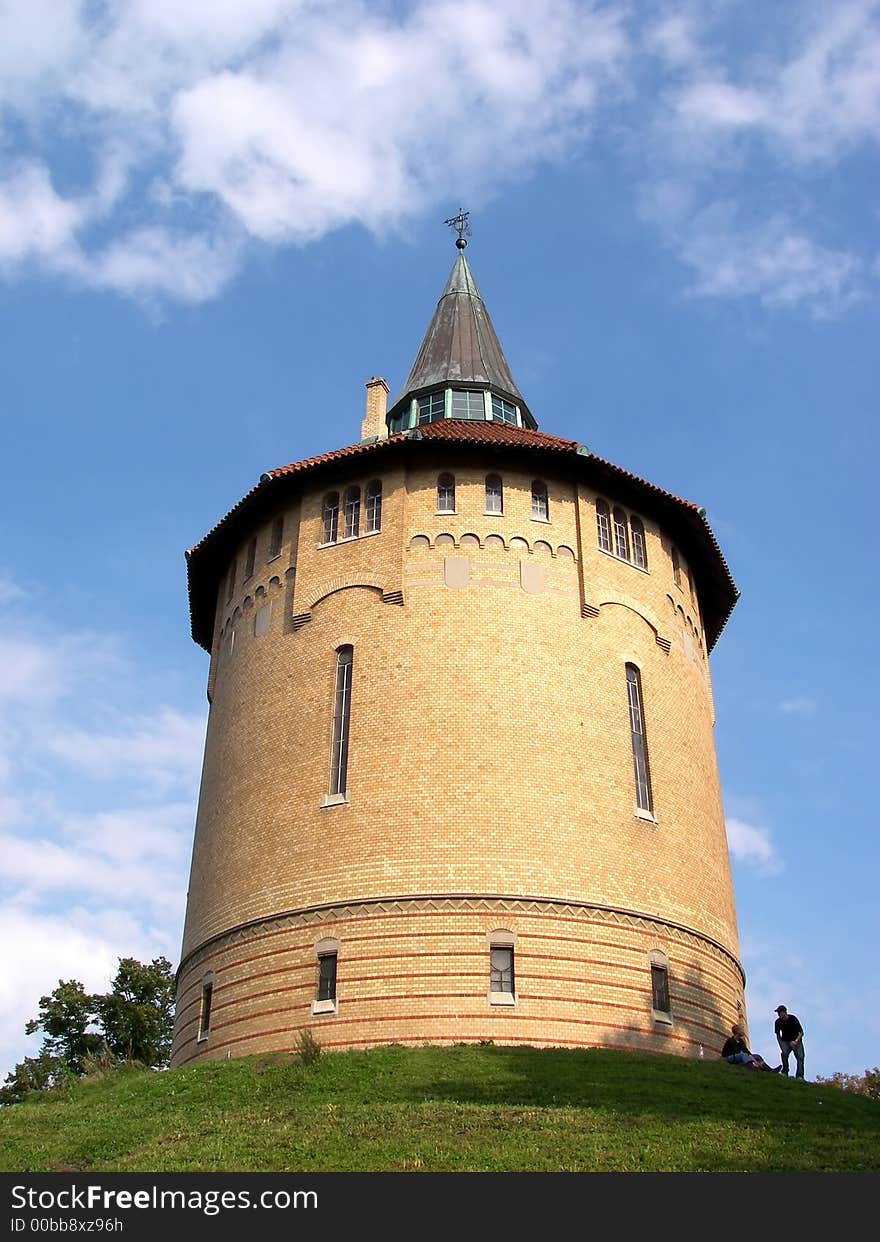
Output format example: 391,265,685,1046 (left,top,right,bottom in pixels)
173,452,742,1065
